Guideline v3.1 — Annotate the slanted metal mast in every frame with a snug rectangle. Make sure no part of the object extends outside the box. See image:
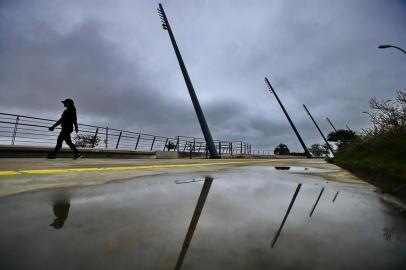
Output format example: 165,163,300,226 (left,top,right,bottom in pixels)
157,3,219,158
265,77,311,158
303,104,335,155
326,117,337,132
